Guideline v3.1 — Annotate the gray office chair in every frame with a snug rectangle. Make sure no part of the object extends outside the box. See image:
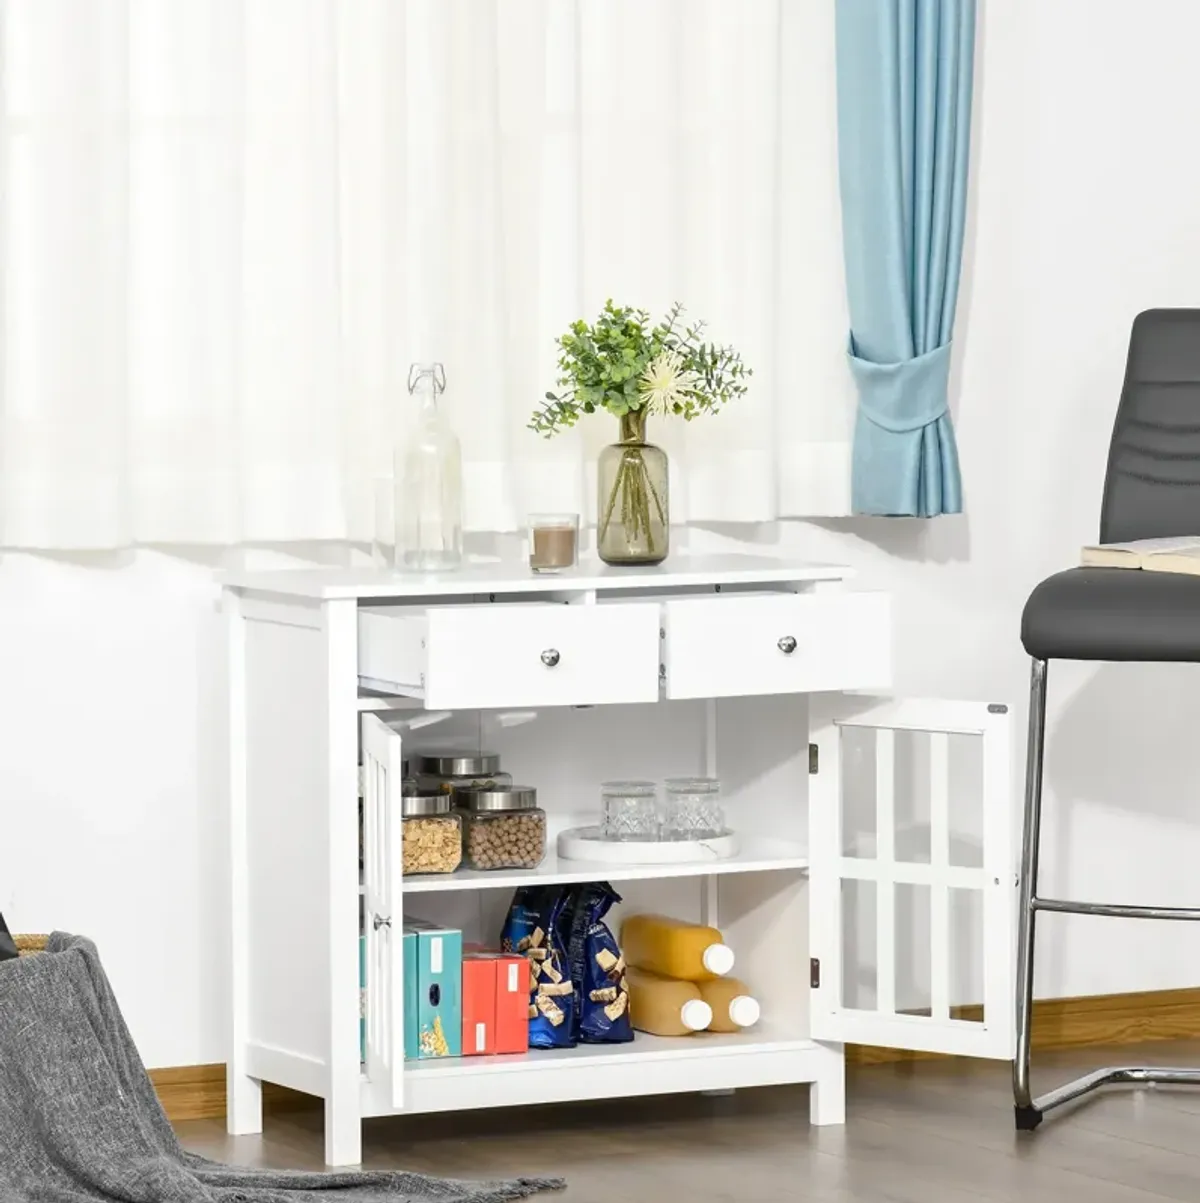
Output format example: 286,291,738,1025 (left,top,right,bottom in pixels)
1015,308,1200,1129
